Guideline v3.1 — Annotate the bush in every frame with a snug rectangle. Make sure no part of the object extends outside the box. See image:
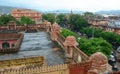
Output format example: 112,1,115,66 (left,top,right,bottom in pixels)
60,28,78,38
